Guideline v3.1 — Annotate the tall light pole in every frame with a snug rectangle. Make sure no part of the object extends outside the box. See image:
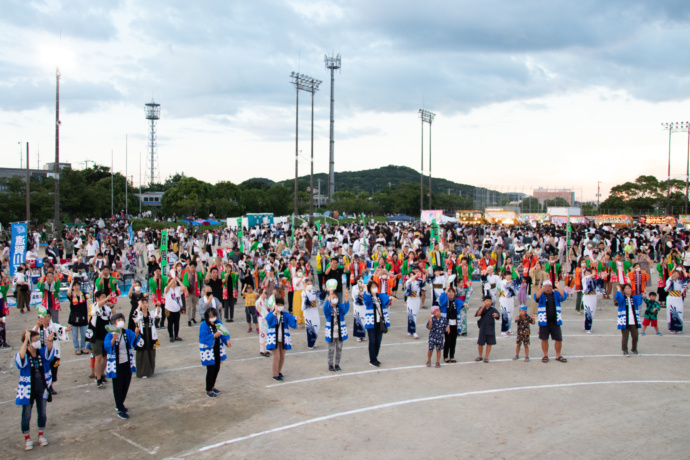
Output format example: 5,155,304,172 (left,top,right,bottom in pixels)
661,122,690,215
54,64,61,235
125,135,128,217
419,109,436,211
26,142,30,223
324,53,341,203
18,141,22,169
290,72,321,219
596,180,602,209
